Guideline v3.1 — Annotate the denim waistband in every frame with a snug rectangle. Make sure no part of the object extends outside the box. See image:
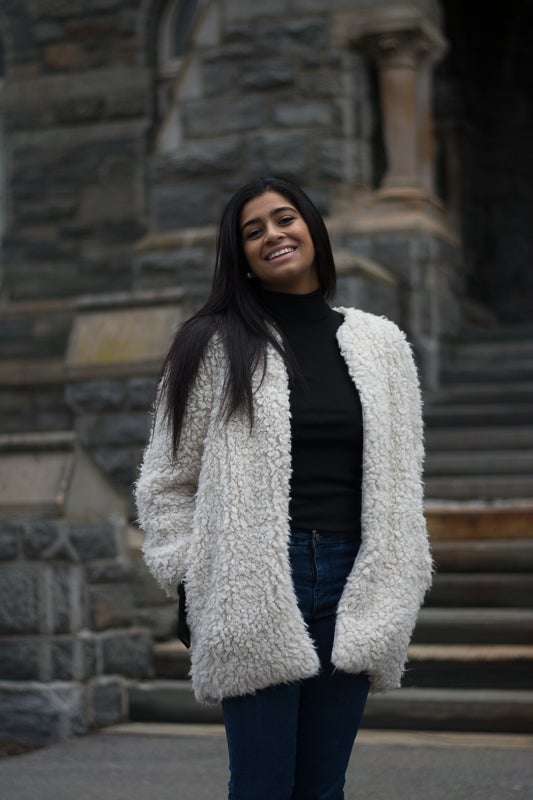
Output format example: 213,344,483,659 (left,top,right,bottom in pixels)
289,528,361,545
